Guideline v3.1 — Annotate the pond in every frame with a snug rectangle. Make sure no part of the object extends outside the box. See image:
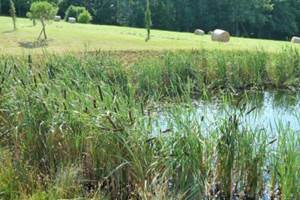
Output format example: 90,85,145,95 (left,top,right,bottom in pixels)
153,90,300,135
